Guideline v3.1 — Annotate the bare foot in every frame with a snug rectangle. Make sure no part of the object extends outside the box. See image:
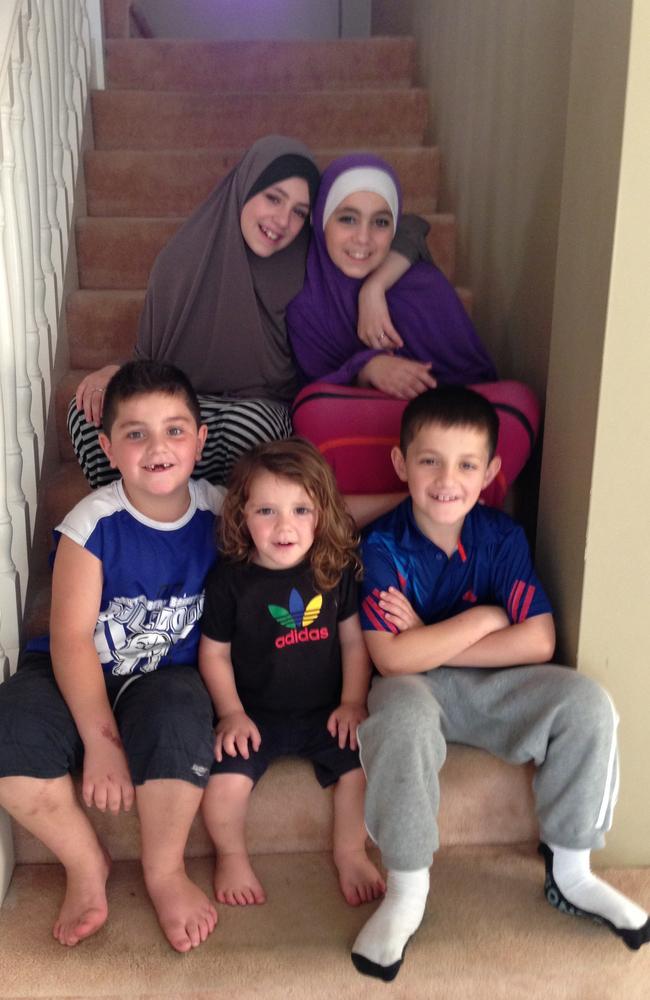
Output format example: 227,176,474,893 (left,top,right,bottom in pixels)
214,852,266,906
145,869,218,953
335,849,386,907
53,847,111,947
